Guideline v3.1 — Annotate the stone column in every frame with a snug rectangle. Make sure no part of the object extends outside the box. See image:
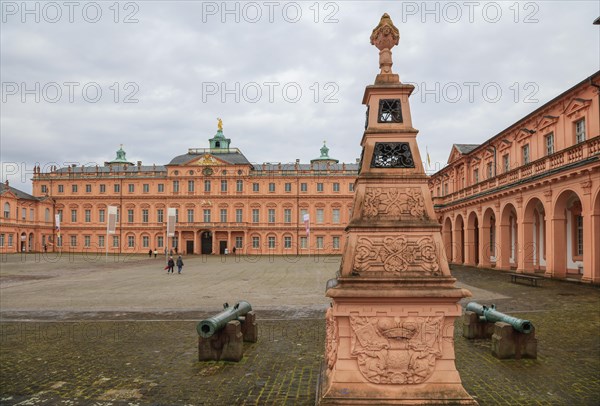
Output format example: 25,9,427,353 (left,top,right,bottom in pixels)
318,14,475,405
